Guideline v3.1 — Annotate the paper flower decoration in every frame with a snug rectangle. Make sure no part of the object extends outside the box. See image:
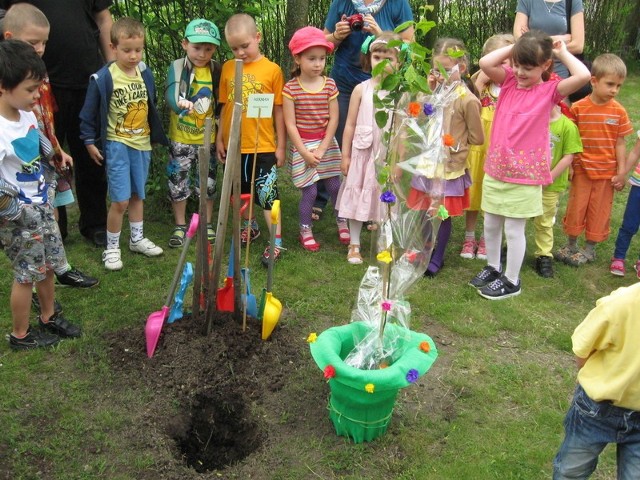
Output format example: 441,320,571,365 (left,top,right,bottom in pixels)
376,250,392,264
406,369,419,383
443,134,455,147
423,103,434,116
380,190,396,203
419,341,431,353
307,333,317,343
323,365,336,380
381,301,392,312
455,85,467,97
365,383,375,394
408,102,421,117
